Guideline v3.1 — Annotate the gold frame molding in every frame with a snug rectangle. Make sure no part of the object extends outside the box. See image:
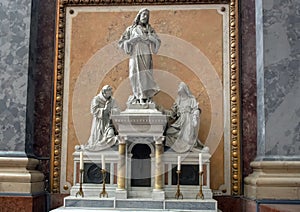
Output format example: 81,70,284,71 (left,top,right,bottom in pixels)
51,0,241,195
